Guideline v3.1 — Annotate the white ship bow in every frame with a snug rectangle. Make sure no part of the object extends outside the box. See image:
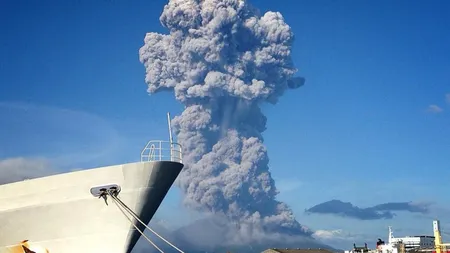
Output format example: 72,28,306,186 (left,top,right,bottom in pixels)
0,159,183,253
0,113,185,253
